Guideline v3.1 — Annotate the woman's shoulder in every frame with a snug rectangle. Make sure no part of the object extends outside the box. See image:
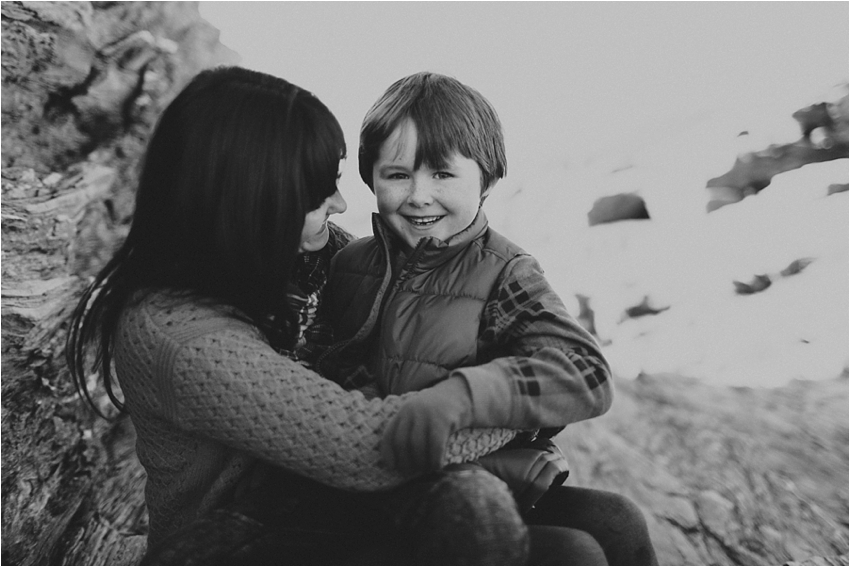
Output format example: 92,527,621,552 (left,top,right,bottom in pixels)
327,221,357,252
121,289,265,347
